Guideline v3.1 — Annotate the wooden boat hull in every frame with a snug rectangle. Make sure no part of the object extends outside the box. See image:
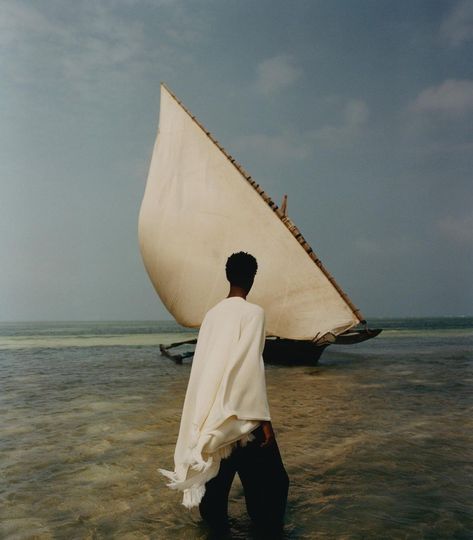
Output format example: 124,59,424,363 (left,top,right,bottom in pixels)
263,328,382,365
160,328,382,365
333,327,382,344
263,338,328,365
